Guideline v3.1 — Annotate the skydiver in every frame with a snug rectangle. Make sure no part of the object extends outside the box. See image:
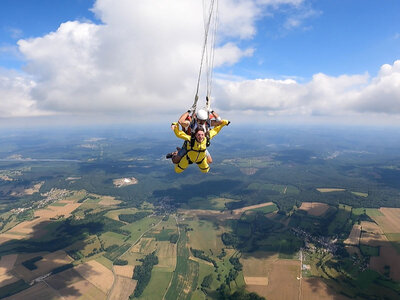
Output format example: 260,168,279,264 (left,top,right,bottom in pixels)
171,119,230,173
166,108,223,164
